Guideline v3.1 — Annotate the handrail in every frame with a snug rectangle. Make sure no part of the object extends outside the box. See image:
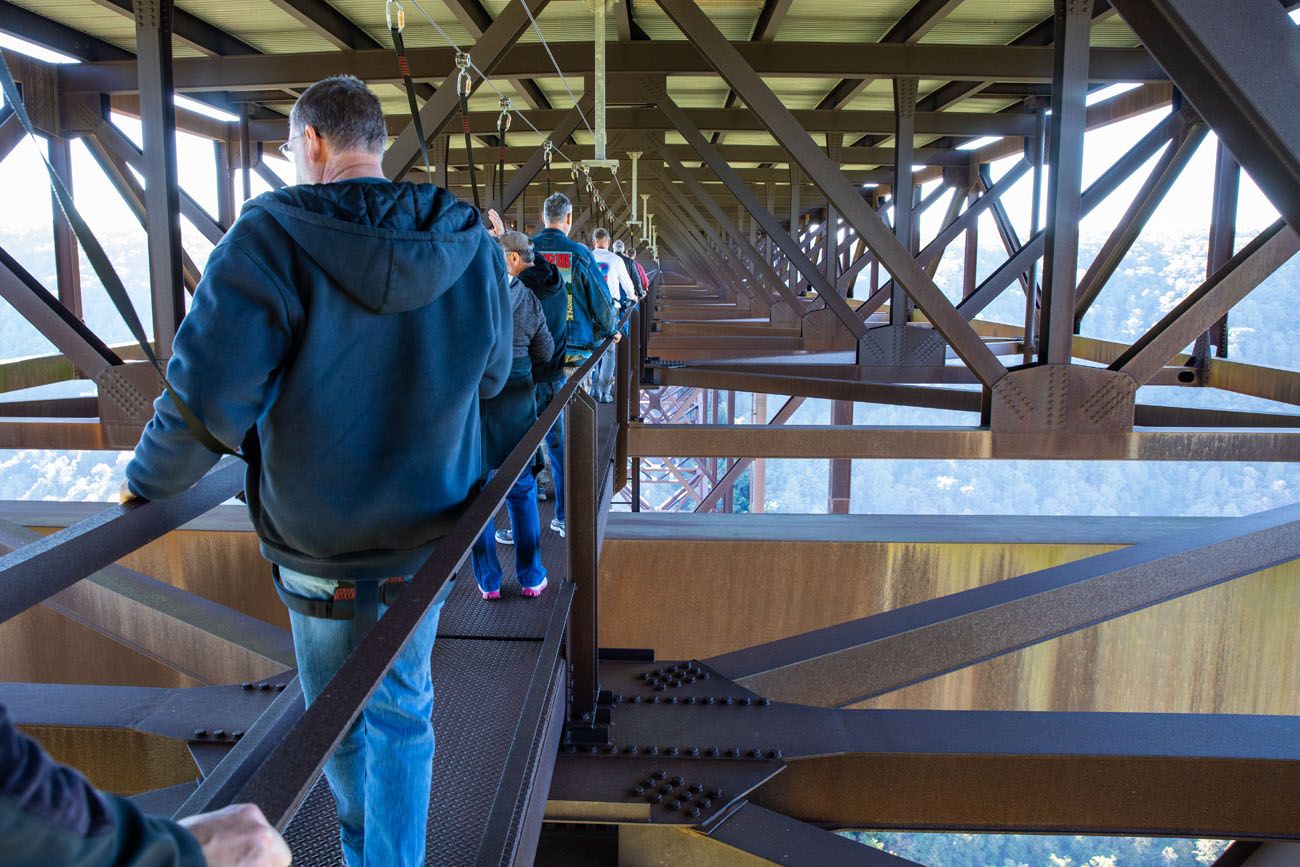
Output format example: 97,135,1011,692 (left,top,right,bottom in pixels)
0,458,244,624
178,302,638,827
